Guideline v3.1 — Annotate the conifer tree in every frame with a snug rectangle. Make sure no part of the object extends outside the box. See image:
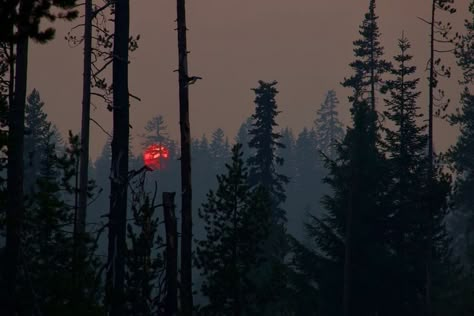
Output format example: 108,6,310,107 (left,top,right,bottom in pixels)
24,89,62,195
277,128,297,233
420,1,456,313
382,35,428,315
248,80,289,222
315,90,345,159
235,117,253,161
292,128,324,237
449,0,474,269
142,115,170,147
4,3,79,313
307,1,391,315
19,132,101,316
247,80,291,315
278,127,296,187
209,128,230,176
195,144,271,316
